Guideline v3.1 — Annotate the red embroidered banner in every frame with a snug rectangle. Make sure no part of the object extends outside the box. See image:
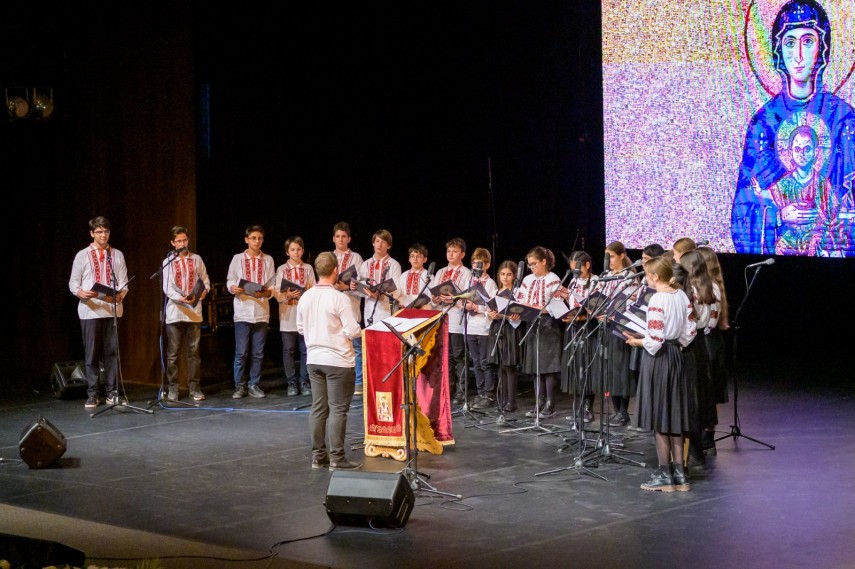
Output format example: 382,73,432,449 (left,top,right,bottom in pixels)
362,309,453,454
